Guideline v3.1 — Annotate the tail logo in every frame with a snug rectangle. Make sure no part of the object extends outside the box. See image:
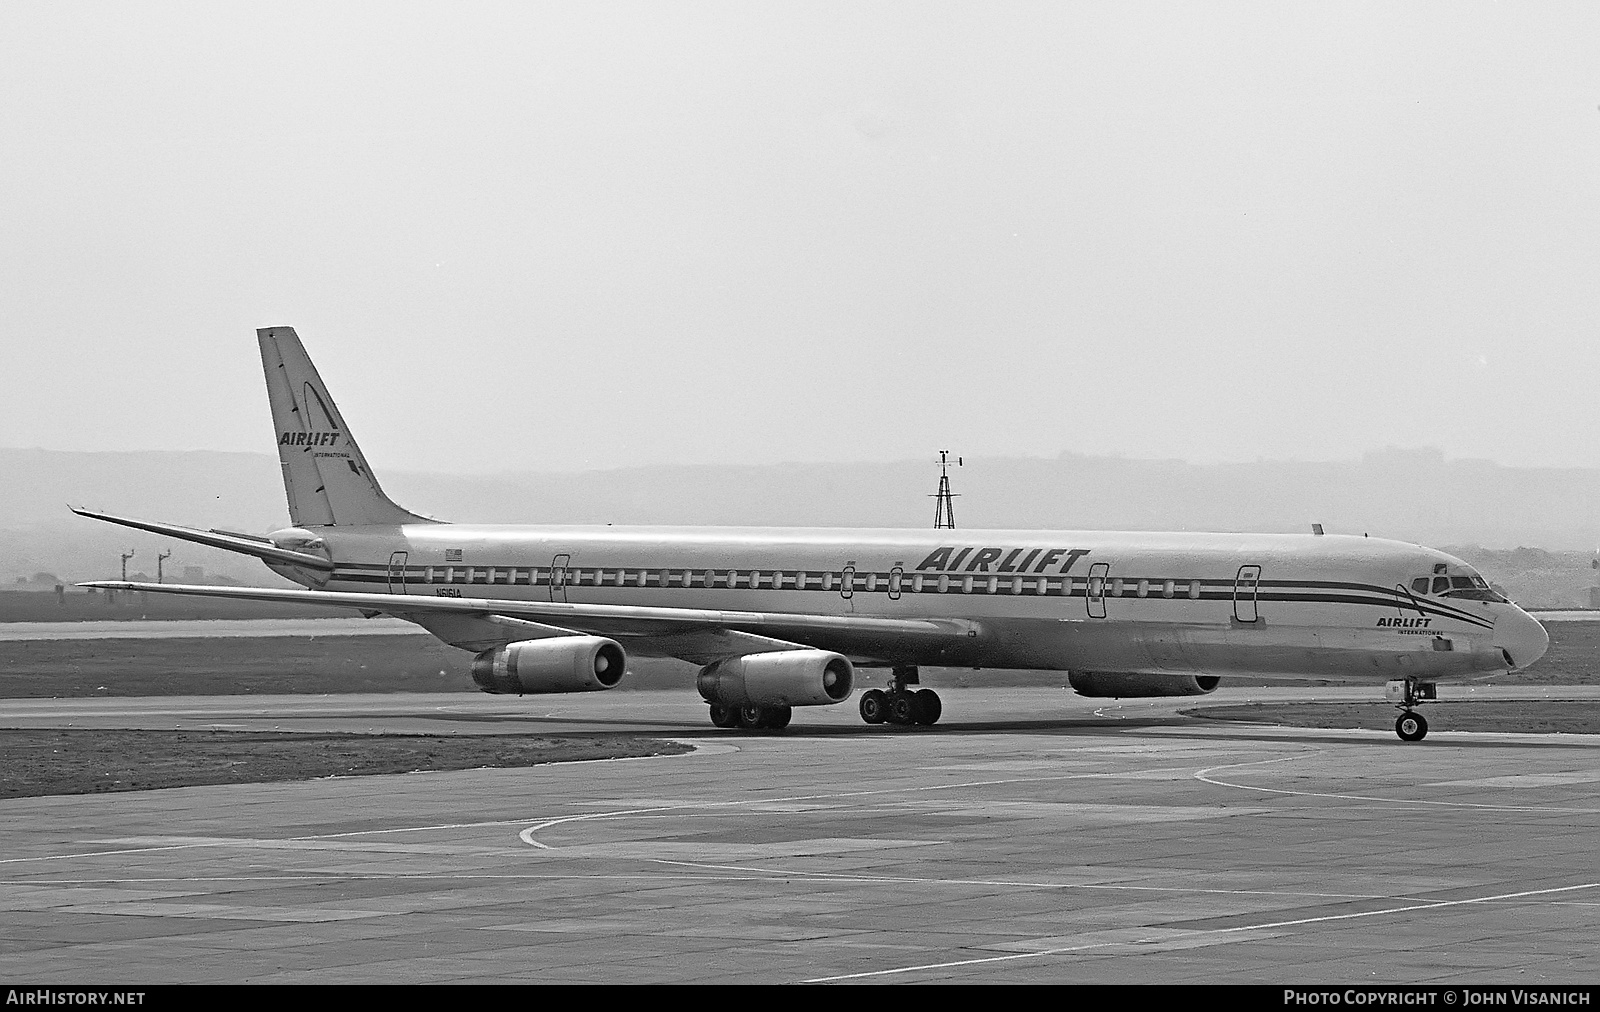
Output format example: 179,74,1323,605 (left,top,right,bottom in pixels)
280,431,342,447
